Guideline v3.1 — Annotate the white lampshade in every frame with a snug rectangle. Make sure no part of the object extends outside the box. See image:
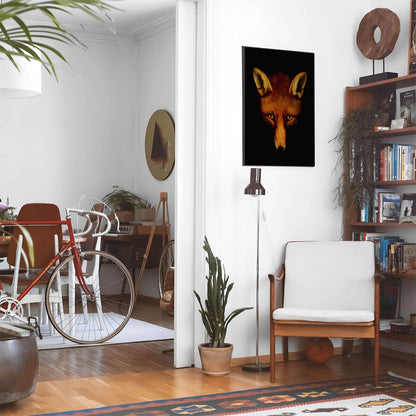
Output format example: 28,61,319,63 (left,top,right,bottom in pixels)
0,56,41,98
